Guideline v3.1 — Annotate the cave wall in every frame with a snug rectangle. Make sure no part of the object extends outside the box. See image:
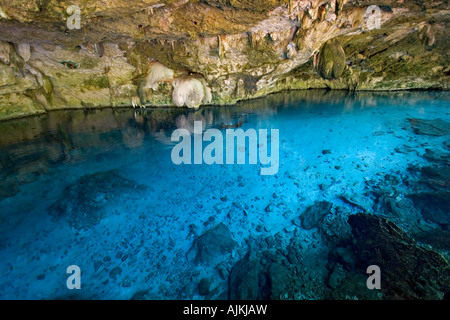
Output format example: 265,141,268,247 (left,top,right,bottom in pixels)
0,0,448,120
